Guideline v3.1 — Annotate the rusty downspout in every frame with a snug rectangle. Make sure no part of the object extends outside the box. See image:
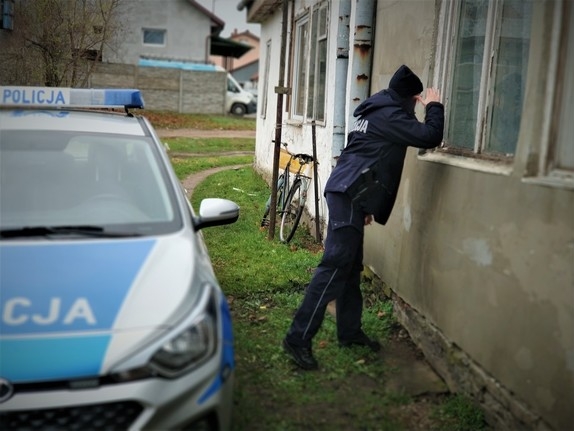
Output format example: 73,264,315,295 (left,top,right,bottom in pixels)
348,0,375,128
332,0,351,162
268,0,290,240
